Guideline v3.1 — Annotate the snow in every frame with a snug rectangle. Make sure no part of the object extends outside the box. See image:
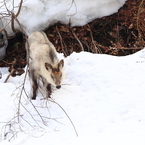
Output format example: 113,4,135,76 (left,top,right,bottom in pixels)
1,0,145,144
1,50,145,145
0,0,126,35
